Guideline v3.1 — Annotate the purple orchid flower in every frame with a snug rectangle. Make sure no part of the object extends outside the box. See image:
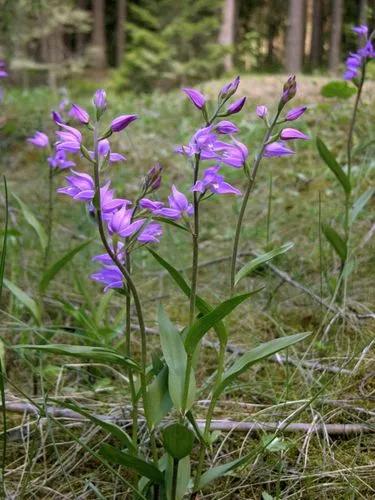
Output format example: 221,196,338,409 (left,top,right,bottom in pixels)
192,166,241,196
89,139,126,163
285,106,307,121
353,25,368,37
137,222,163,244
91,265,124,292
107,206,146,238
55,123,82,154
92,242,125,266
182,88,206,109
51,110,64,124
139,198,164,211
57,170,95,200
264,142,295,158
0,70,8,79
214,138,249,168
256,105,268,119
343,25,375,80
27,131,49,148
153,186,193,220
98,181,129,221
280,128,309,141
215,120,239,135
69,104,90,124
226,96,246,115
111,114,138,132
48,149,75,169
